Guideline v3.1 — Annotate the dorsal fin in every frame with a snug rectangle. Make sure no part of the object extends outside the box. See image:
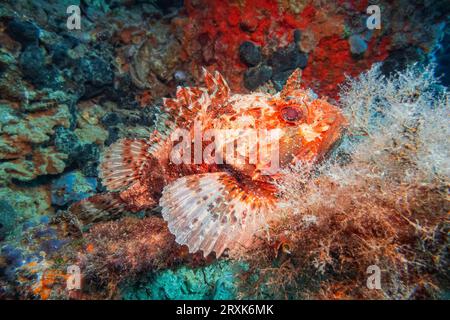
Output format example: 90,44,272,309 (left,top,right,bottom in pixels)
203,67,230,105
160,172,272,257
162,68,231,128
280,69,302,98
162,87,210,127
